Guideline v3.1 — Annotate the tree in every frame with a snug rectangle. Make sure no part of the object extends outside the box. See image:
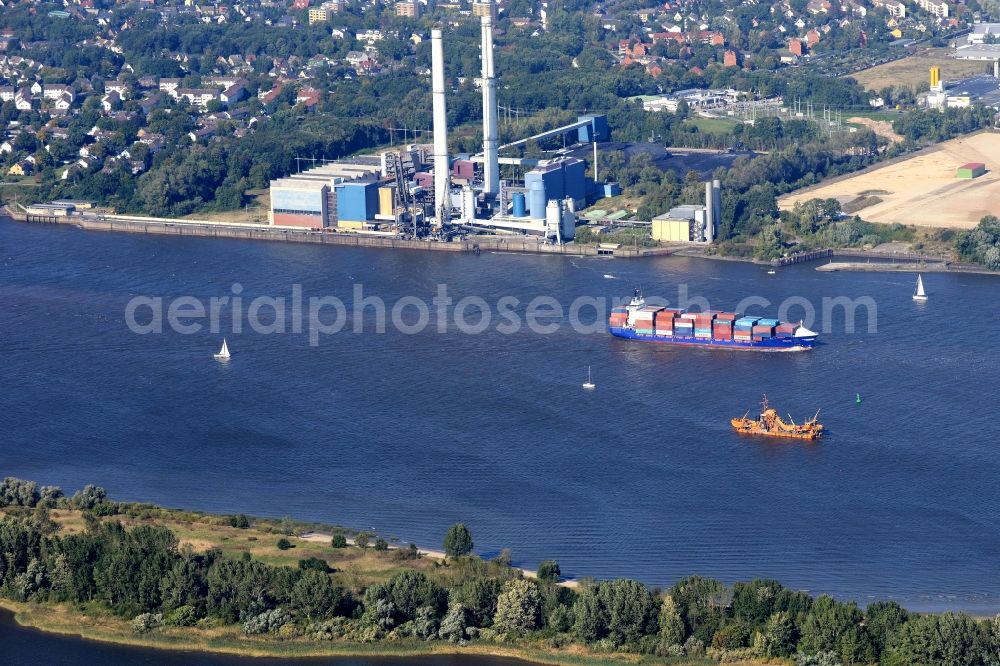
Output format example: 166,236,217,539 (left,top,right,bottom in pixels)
659,595,686,648
493,578,542,636
865,600,907,656
537,560,560,583
364,570,446,625
443,523,473,557
597,578,658,646
71,485,107,510
373,537,388,551
330,534,347,548
573,587,607,642
754,611,796,657
799,595,874,664
290,570,343,621
0,478,40,507
883,613,988,666
354,532,371,549
438,601,468,642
